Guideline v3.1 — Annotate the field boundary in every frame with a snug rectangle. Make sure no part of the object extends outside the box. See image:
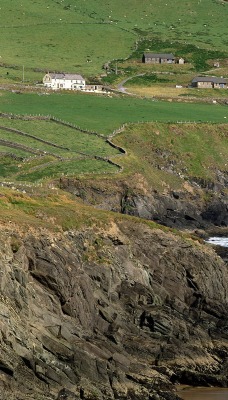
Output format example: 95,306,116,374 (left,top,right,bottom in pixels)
0,111,127,157
0,112,124,181
0,112,103,137
0,125,70,151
